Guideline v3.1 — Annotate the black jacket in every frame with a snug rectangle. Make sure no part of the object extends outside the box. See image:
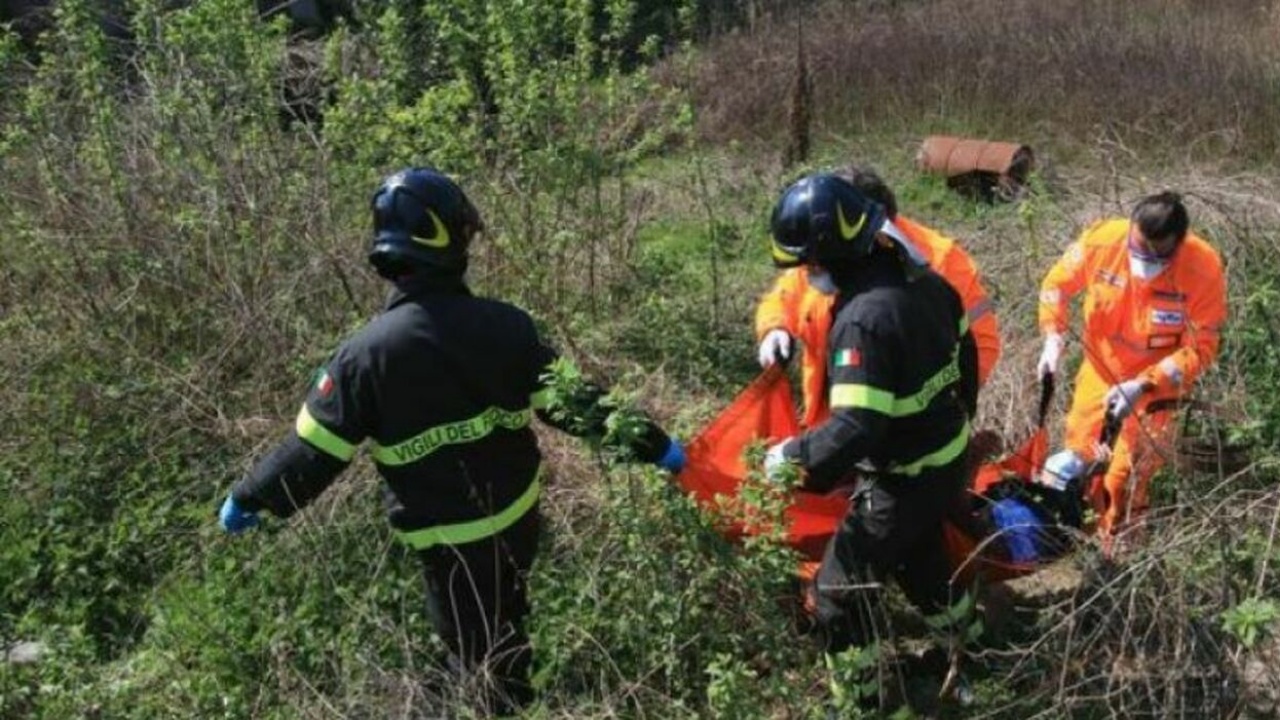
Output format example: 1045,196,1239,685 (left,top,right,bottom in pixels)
785,254,977,490
233,273,668,538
